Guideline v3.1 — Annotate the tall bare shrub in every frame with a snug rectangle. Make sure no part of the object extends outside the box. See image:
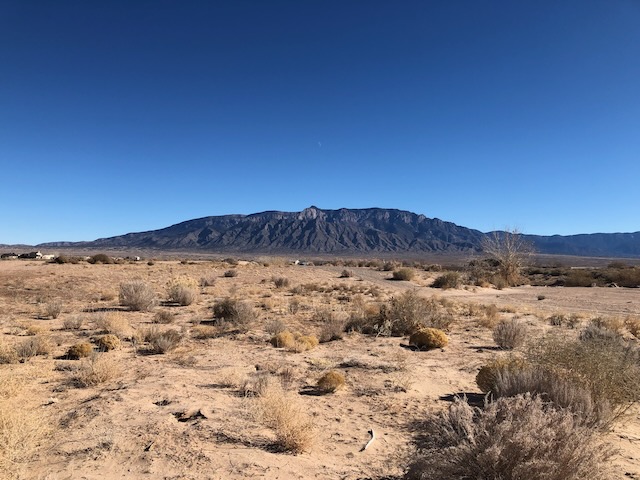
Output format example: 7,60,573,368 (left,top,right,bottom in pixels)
119,280,157,311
